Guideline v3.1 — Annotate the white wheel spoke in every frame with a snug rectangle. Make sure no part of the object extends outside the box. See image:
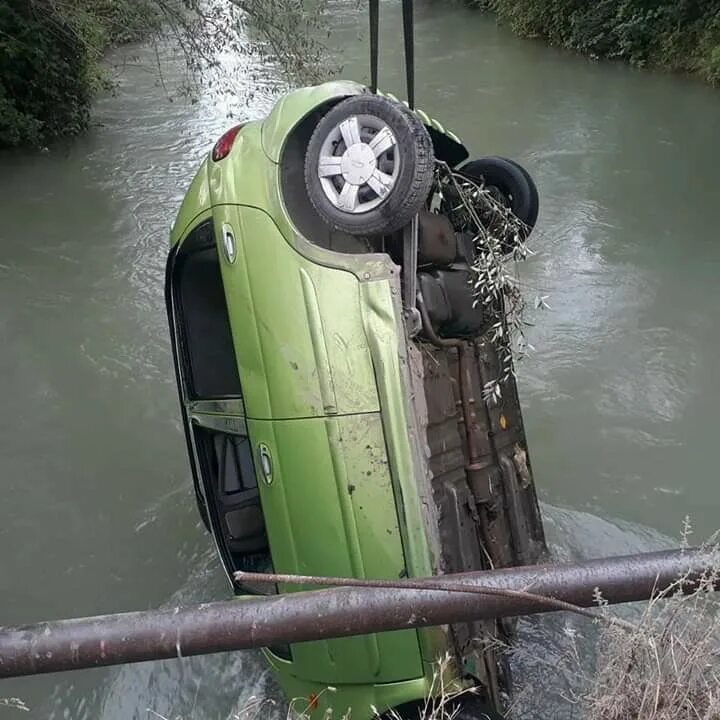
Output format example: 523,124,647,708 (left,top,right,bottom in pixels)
368,126,396,157
318,155,343,177
337,182,360,211
339,116,362,147
318,116,399,213
367,169,394,198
